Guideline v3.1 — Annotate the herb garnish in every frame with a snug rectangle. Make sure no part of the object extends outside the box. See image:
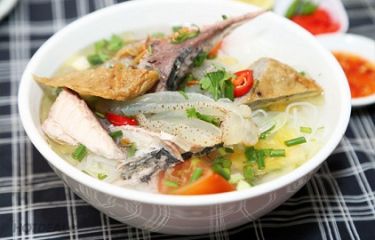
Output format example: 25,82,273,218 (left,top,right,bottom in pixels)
193,51,208,67
87,35,124,66
171,25,200,44
285,0,318,19
97,173,108,180
212,157,232,180
127,143,137,157
259,124,275,140
186,107,220,126
199,69,235,100
72,144,87,162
